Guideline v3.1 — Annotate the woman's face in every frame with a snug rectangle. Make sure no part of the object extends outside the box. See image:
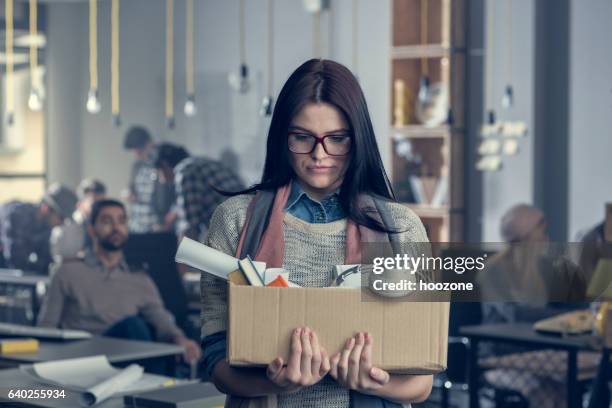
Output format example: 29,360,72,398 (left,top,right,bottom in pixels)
288,102,351,201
